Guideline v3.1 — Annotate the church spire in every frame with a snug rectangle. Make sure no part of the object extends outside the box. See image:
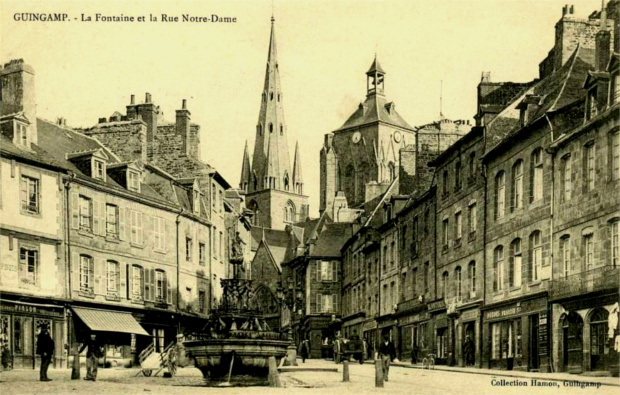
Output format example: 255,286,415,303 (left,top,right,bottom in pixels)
292,141,303,194
247,16,293,193
239,140,252,192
